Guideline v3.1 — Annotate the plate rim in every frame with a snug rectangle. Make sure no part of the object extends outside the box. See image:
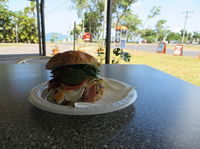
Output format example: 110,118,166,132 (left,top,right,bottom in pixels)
29,78,137,115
